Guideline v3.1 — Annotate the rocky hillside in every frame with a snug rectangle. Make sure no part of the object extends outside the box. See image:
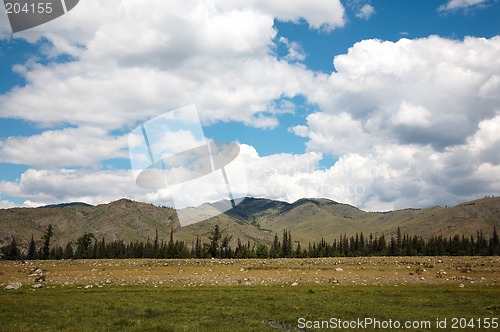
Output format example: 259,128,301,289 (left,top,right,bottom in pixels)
1,196,499,250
